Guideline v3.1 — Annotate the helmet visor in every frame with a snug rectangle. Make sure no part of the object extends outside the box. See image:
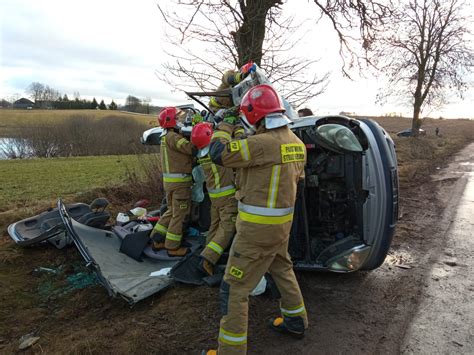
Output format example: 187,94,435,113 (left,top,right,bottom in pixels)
264,113,291,129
